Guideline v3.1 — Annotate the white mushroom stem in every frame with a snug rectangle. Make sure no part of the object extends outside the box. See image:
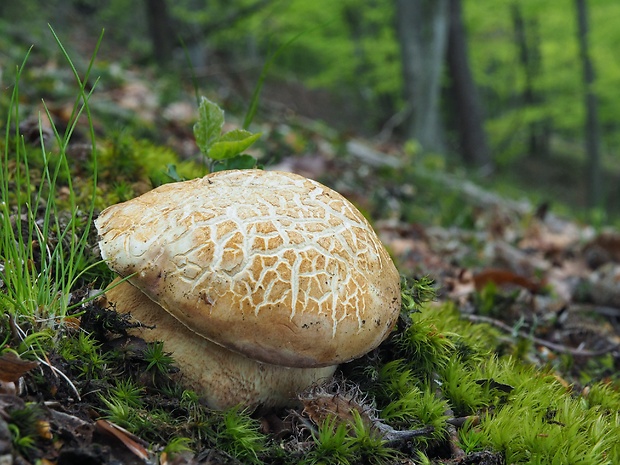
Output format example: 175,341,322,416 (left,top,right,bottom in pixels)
105,279,336,410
